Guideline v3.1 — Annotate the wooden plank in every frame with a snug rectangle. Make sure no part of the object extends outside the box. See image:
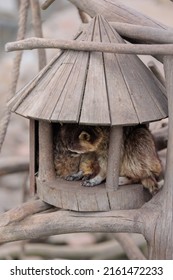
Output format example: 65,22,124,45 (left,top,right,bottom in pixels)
100,17,139,125
69,0,168,29
106,0,166,28
95,188,110,211
130,55,168,118
80,16,110,125
36,177,150,211
17,51,76,119
9,50,64,113
108,184,151,210
32,25,92,121
102,18,165,123
76,190,99,211
37,178,63,208
61,190,79,211
54,20,96,123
